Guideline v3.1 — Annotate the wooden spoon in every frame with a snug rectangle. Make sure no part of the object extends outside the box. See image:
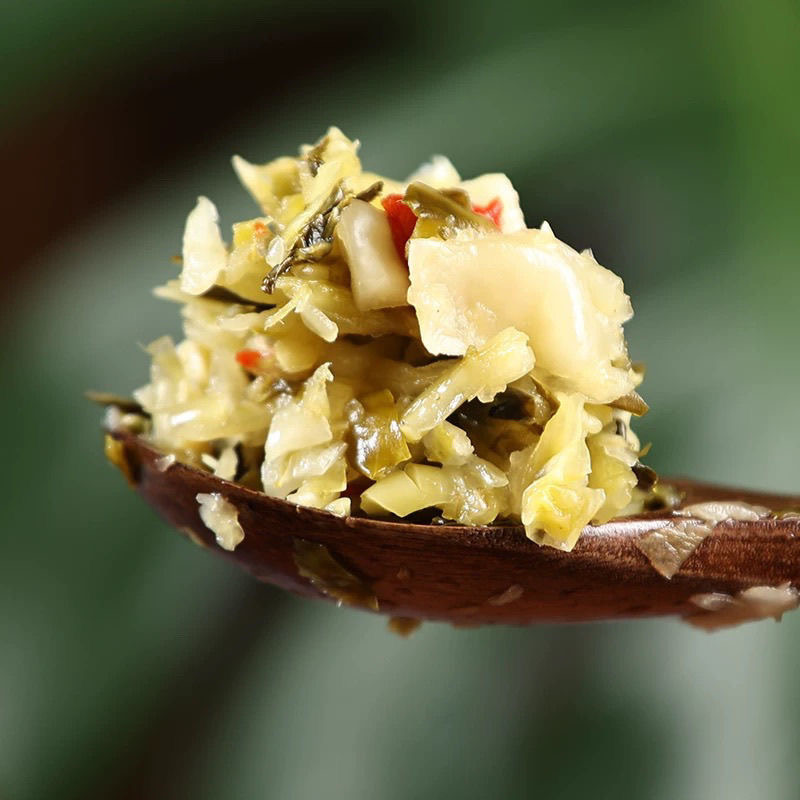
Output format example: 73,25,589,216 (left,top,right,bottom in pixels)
107,428,800,626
